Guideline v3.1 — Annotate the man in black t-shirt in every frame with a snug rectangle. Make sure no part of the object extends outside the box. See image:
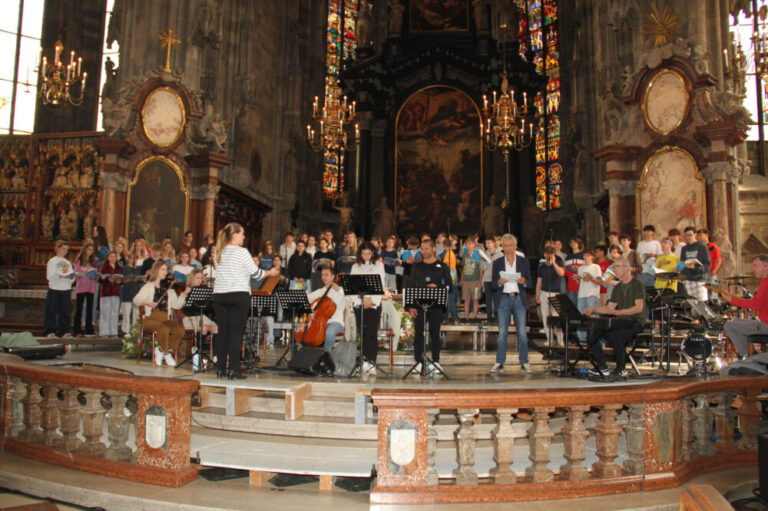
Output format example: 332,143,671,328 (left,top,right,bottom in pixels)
583,257,646,378
405,238,453,371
